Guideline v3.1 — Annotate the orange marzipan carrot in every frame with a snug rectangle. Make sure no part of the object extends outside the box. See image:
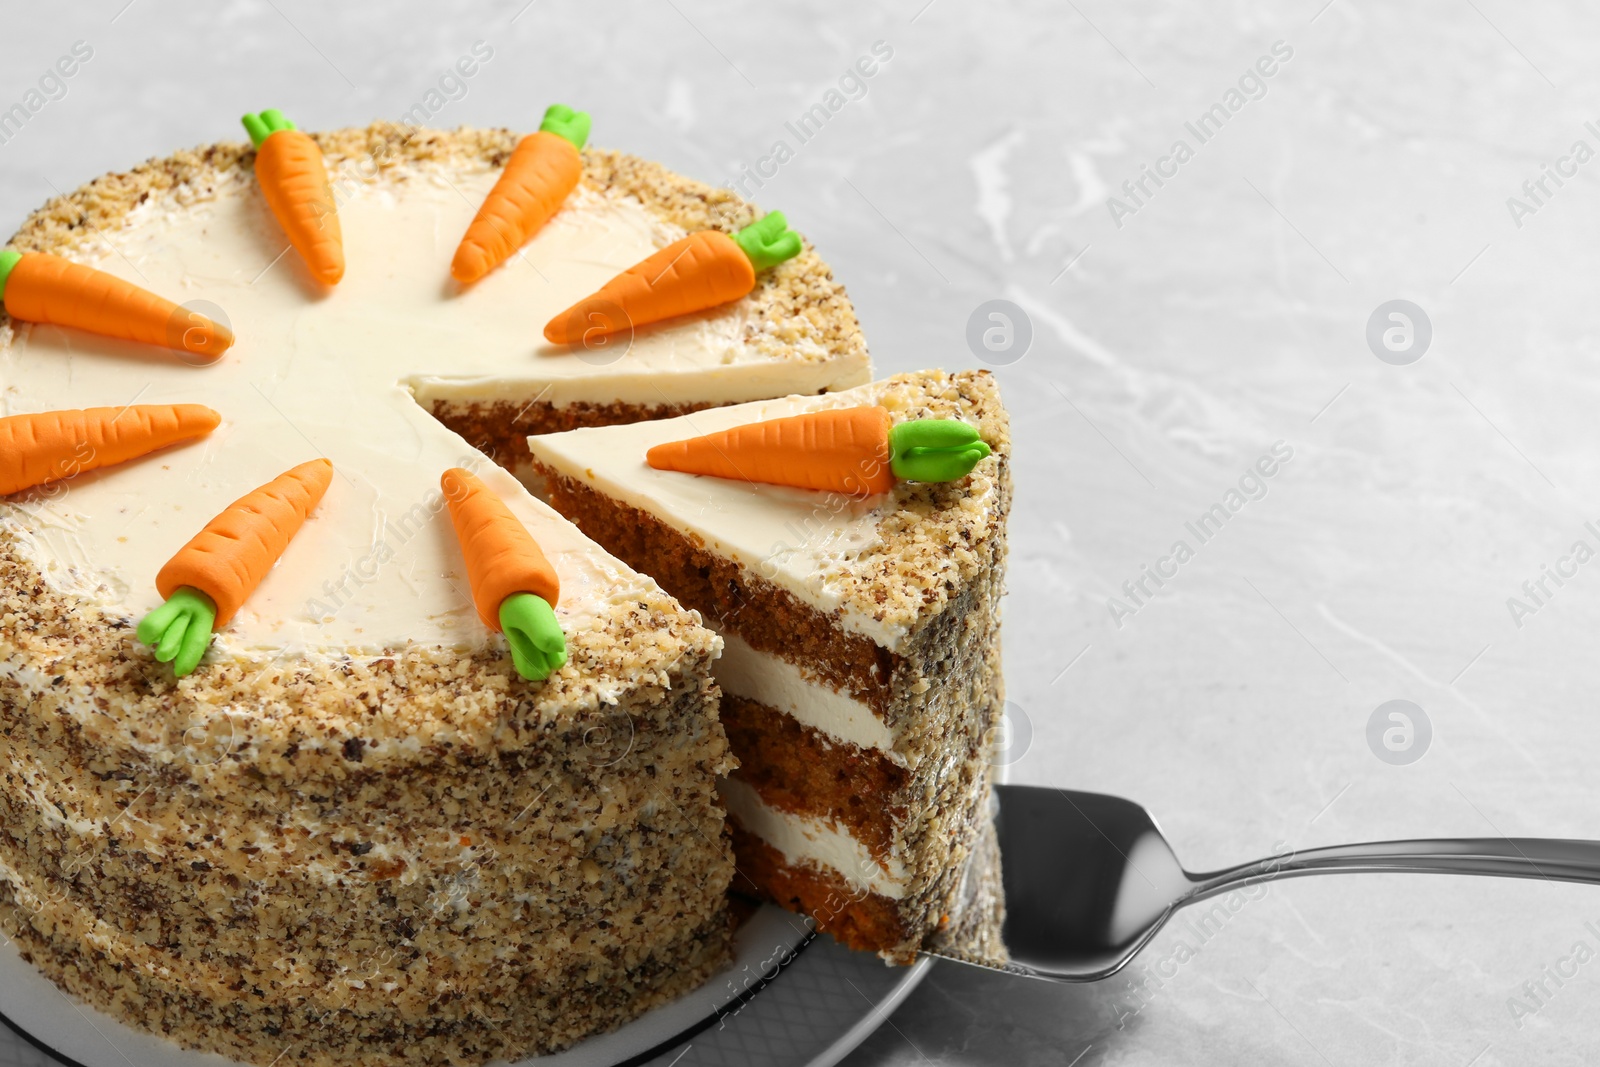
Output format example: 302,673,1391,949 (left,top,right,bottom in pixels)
3,253,234,360
0,404,221,495
156,458,333,627
646,406,896,496
544,230,755,345
441,467,560,630
255,130,344,285
451,130,582,285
